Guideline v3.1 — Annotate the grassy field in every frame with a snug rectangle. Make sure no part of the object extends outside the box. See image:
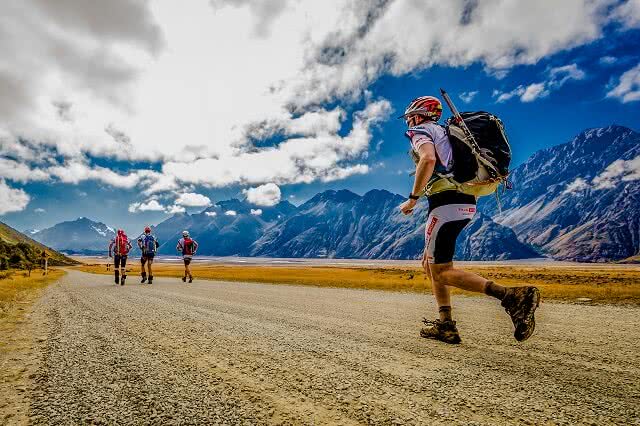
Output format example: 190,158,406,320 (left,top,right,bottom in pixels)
76,262,640,304
0,269,65,319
